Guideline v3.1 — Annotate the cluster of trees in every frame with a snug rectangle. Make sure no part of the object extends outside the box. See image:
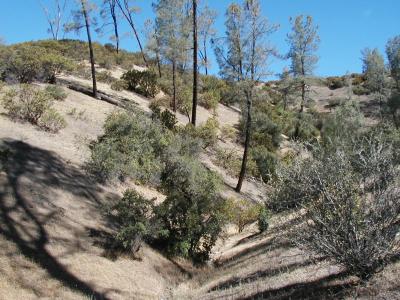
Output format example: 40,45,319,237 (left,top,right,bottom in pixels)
90,110,267,262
